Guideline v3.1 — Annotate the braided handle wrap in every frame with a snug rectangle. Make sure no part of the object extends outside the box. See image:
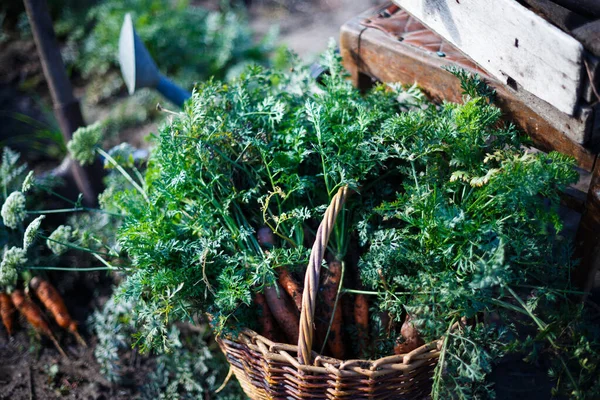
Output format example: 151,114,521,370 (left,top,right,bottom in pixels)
298,186,348,365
